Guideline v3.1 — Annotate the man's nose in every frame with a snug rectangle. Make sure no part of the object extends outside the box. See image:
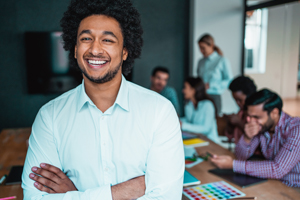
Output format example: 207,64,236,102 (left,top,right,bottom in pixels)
247,116,256,123
89,40,104,55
